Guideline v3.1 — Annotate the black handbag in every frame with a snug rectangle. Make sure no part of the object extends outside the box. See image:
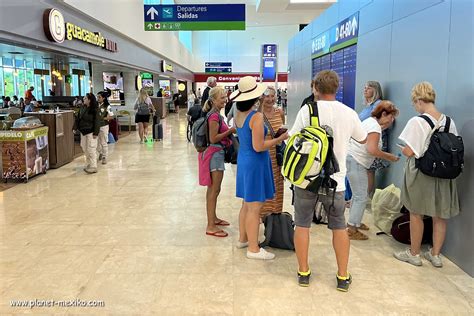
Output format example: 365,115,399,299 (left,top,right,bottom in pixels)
263,112,286,166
